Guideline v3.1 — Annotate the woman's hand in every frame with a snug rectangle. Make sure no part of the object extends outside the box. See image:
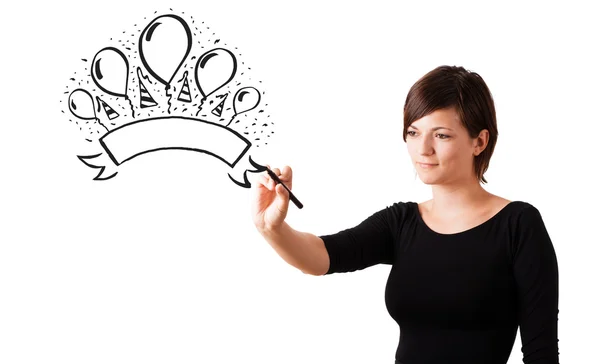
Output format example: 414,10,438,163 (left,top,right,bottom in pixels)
251,165,292,232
